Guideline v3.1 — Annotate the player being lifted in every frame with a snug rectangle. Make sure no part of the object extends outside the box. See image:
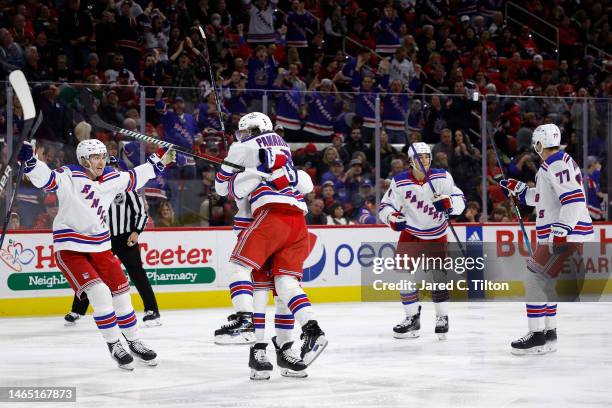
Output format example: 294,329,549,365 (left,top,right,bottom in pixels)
213,196,310,379
215,112,327,379
379,142,465,340
17,138,175,370
501,124,593,355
